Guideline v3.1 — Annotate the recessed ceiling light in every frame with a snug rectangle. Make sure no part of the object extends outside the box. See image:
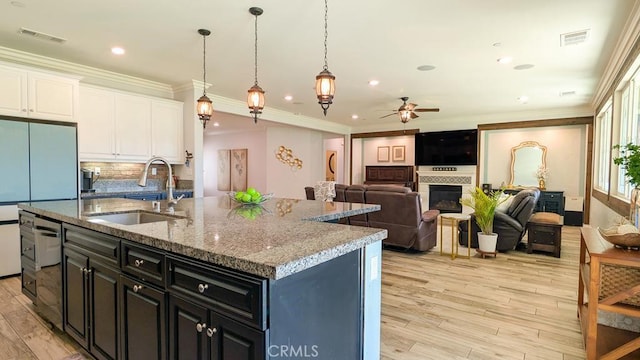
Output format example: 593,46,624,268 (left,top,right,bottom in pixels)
497,57,513,64
417,65,436,71
111,47,125,55
284,95,293,101
518,96,529,104
368,80,379,86
213,122,220,127
351,114,359,120
514,64,535,70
